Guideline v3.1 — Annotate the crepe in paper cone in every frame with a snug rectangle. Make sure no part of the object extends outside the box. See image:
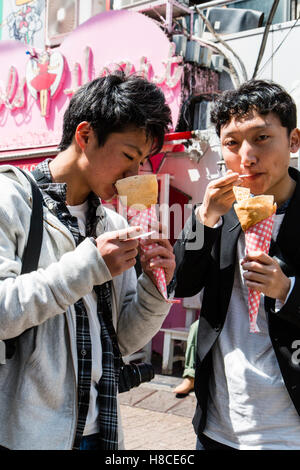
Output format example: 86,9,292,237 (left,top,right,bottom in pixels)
115,175,179,304
233,190,276,332
233,193,276,232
